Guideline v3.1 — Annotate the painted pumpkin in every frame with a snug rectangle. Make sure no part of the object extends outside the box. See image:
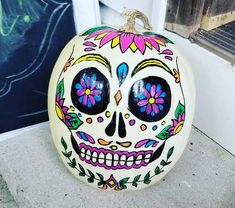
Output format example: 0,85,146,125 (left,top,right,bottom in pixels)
48,10,195,191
